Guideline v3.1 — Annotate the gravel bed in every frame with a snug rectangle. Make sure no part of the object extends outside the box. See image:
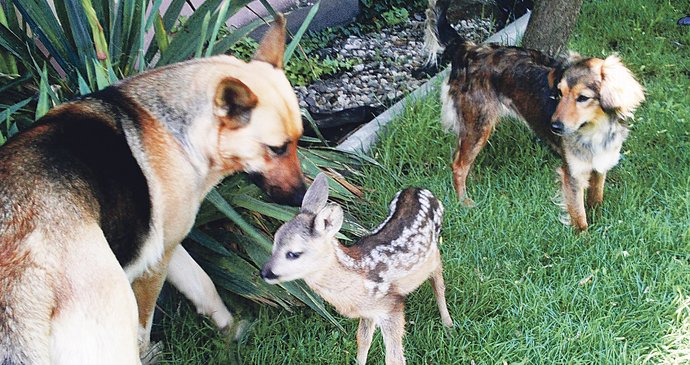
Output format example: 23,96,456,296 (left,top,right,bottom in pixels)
294,14,494,113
